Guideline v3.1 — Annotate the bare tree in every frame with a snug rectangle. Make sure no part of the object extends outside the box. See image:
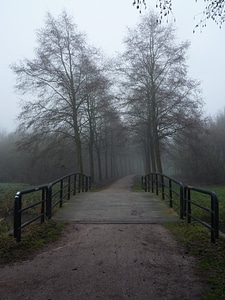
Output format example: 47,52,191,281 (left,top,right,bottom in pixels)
11,11,103,174
80,56,114,181
119,12,204,173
